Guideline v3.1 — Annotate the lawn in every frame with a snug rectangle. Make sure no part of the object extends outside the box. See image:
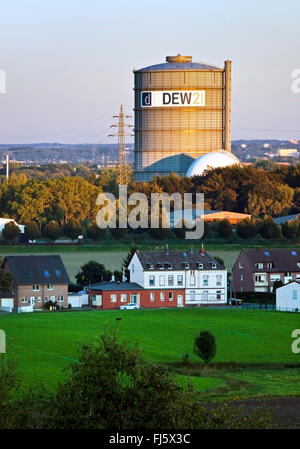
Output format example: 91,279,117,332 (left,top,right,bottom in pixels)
0,308,299,401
